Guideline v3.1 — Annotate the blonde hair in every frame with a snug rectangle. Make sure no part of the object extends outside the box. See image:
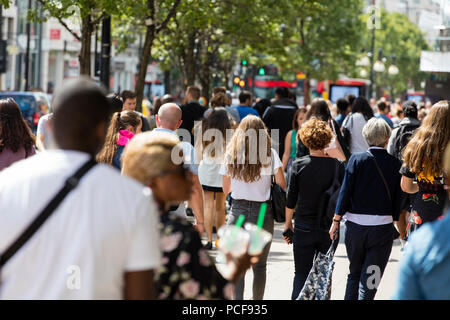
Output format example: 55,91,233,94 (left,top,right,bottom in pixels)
445,142,450,177
403,100,450,177
224,115,271,183
122,131,182,185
